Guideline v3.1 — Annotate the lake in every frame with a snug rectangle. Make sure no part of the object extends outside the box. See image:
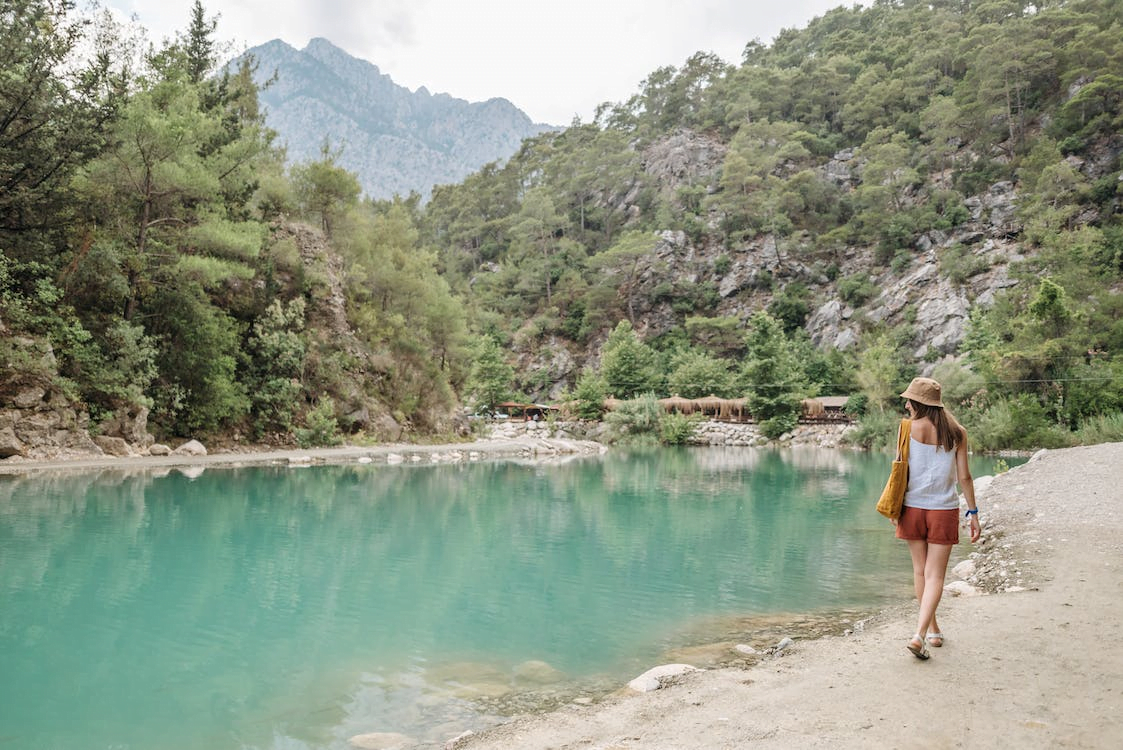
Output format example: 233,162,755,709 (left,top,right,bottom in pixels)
0,447,1017,749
